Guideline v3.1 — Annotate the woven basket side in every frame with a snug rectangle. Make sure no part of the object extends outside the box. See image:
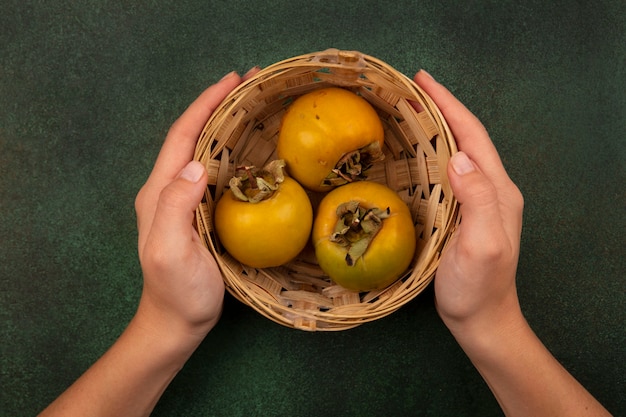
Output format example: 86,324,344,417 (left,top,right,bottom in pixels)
194,49,458,331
